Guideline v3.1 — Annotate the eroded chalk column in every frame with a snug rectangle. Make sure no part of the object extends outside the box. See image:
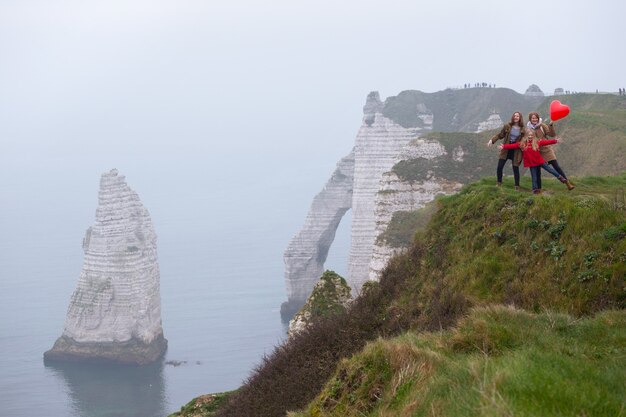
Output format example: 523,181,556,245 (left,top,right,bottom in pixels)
44,169,167,365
